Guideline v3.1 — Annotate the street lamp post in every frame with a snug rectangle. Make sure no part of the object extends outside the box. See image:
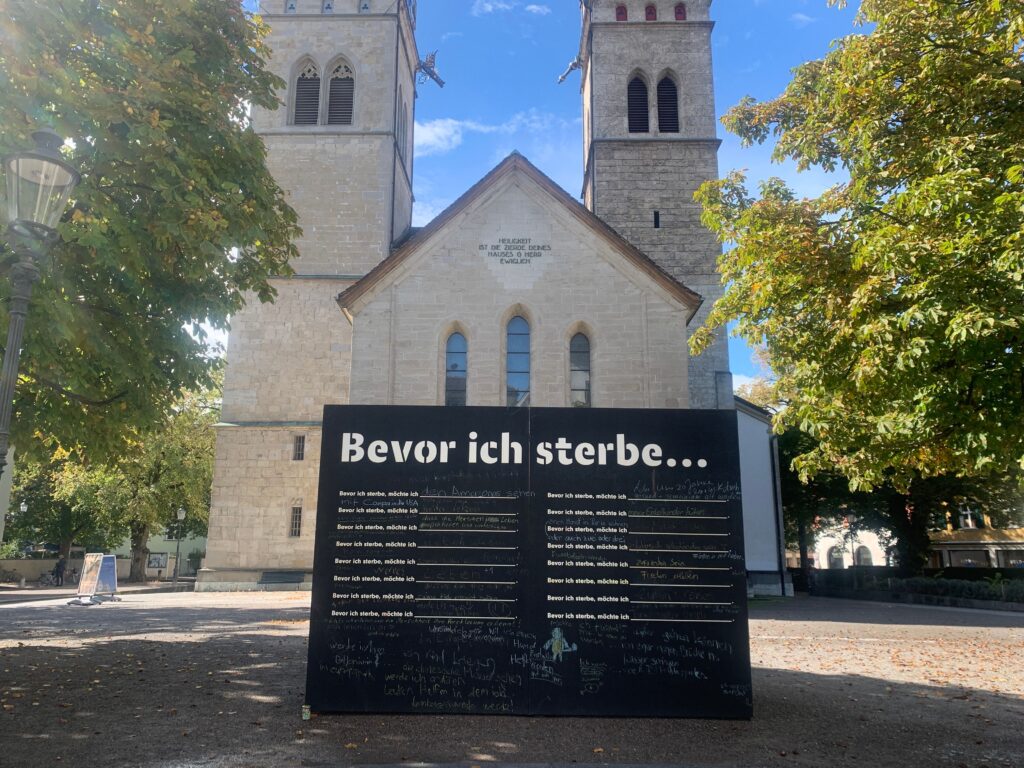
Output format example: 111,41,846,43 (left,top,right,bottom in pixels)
0,128,80,481
172,507,186,586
